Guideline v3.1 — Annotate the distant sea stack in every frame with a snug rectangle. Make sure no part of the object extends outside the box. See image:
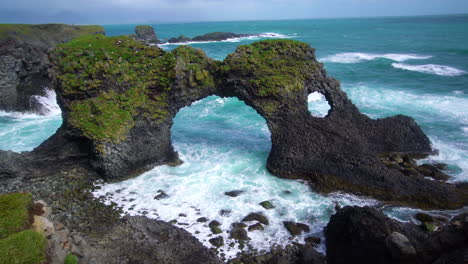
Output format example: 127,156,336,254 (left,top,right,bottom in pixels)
134,25,159,44
0,24,104,113
167,32,255,43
